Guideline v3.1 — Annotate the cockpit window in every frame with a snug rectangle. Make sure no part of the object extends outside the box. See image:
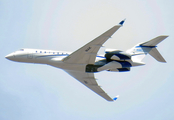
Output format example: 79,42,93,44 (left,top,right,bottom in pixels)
20,49,24,51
